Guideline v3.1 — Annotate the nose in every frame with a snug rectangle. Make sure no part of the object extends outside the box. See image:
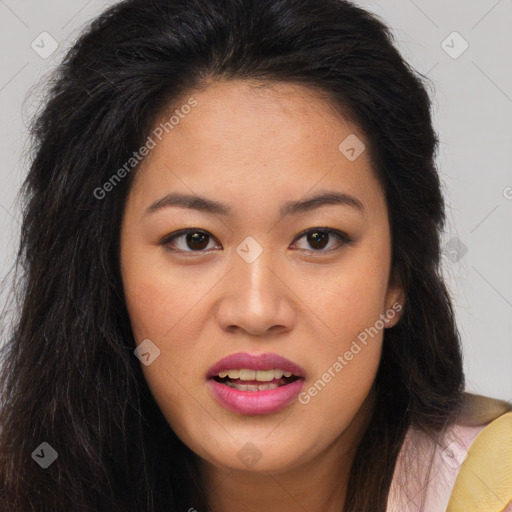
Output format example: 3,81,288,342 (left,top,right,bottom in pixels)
215,246,296,336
